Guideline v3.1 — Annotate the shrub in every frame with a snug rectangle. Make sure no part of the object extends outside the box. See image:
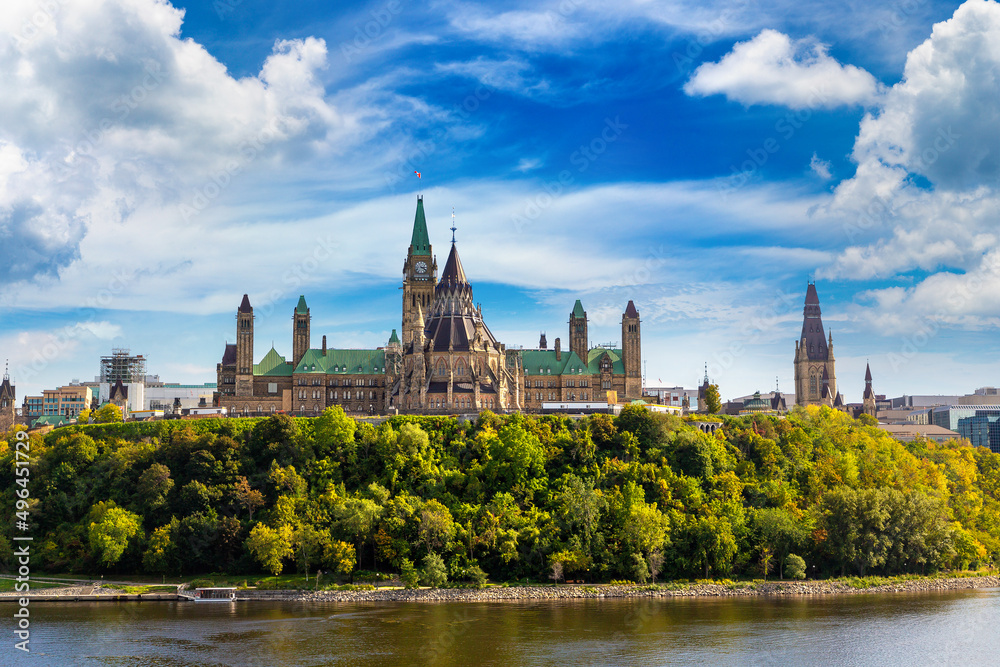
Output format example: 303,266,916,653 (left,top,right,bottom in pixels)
785,554,806,580
421,552,448,588
400,559,420,589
